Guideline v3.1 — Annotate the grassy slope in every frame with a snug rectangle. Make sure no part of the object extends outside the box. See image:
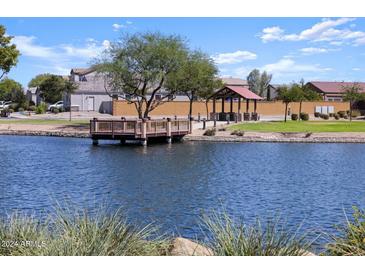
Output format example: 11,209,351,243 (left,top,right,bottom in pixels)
229,121,365,133
0,119,89,126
